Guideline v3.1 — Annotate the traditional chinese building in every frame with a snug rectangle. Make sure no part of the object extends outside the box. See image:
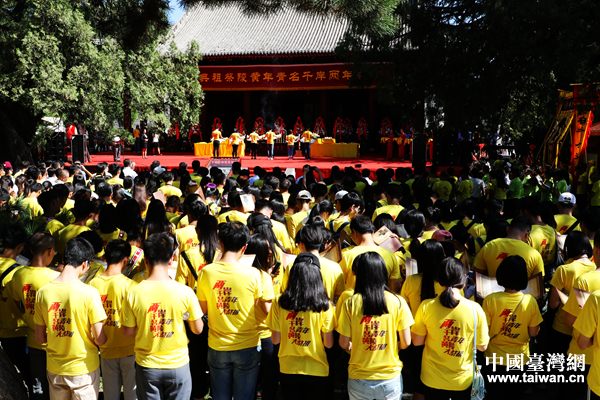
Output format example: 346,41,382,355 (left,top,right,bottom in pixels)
166,4,396,142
